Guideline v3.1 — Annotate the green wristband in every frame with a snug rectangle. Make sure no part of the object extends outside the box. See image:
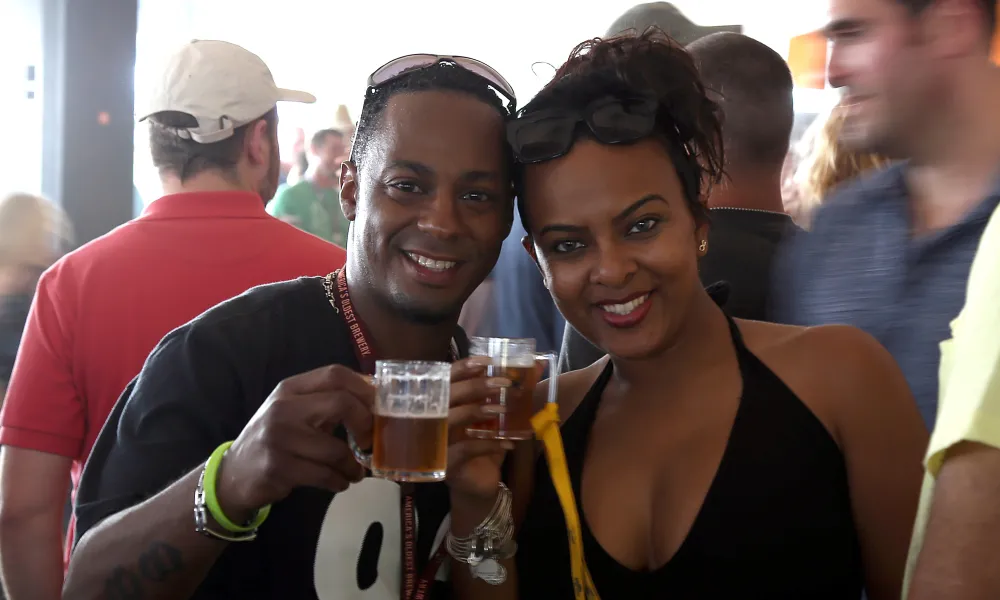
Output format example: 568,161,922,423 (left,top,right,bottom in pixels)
203,441,271,533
